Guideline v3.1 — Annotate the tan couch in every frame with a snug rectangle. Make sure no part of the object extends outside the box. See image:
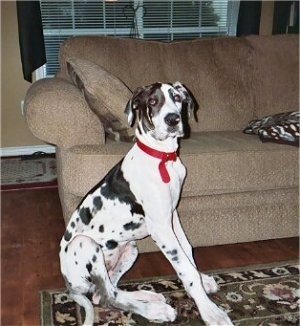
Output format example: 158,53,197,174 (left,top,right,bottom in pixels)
25,35,299,252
